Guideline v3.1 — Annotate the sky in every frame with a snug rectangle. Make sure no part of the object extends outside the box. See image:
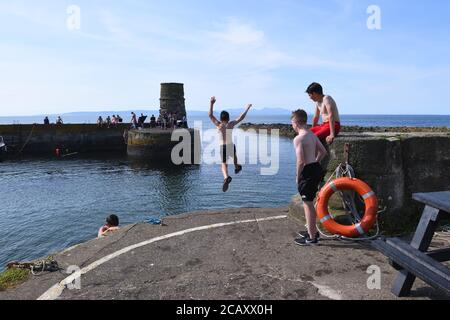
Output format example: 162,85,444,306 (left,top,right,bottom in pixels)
0,0,449,116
